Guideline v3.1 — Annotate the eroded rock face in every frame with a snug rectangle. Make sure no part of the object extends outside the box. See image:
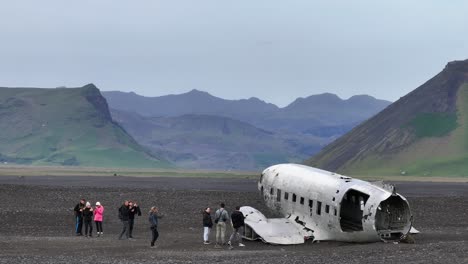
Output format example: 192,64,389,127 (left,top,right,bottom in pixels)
82,83,113,122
